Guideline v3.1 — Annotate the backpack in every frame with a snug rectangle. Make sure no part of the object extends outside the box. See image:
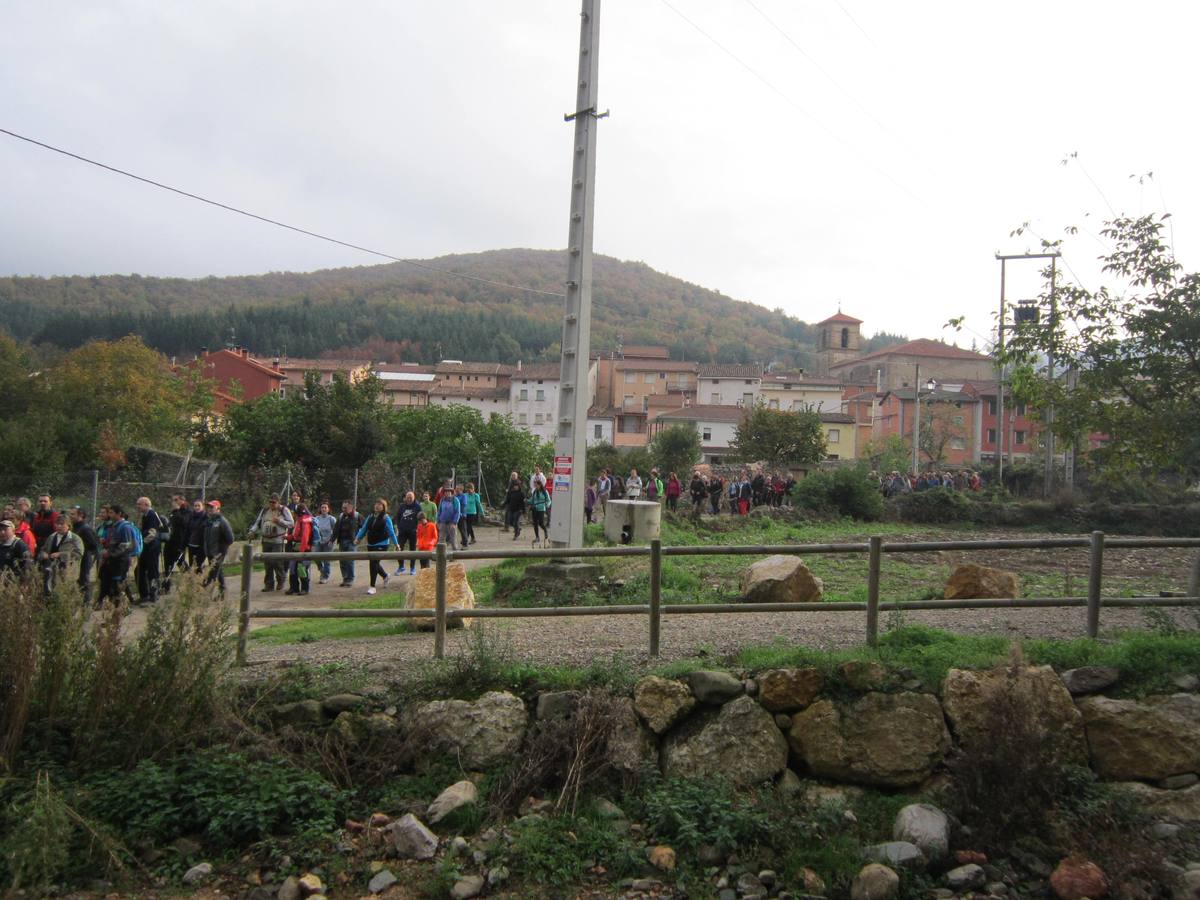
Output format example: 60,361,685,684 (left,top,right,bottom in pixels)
121,519,143,557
